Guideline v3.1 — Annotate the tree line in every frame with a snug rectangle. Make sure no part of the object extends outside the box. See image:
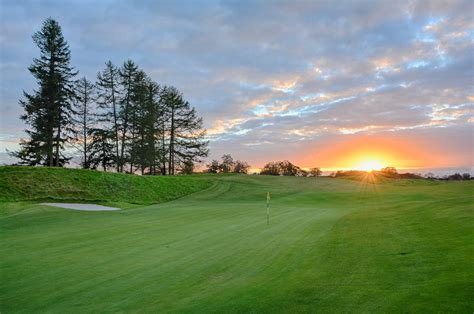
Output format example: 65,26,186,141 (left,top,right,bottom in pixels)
206,154,250,174
260,160,322,177
205,157,322,177
12,18,208,175
331,168,472,180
